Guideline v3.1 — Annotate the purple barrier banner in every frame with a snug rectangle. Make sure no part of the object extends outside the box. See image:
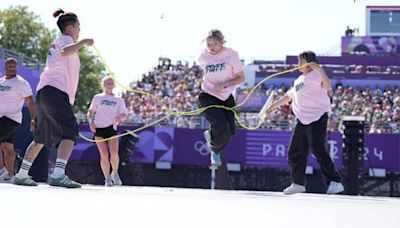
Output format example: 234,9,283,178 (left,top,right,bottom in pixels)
256,70,400,81
342,36,400,55
243,131,343,169
71,125,99,161
173,128,246,166
133,126,174,163
72,125,400,172
235,93,268,112
72,125,174,163
285,54,400,66
255,71,400,88
363,134,400,171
